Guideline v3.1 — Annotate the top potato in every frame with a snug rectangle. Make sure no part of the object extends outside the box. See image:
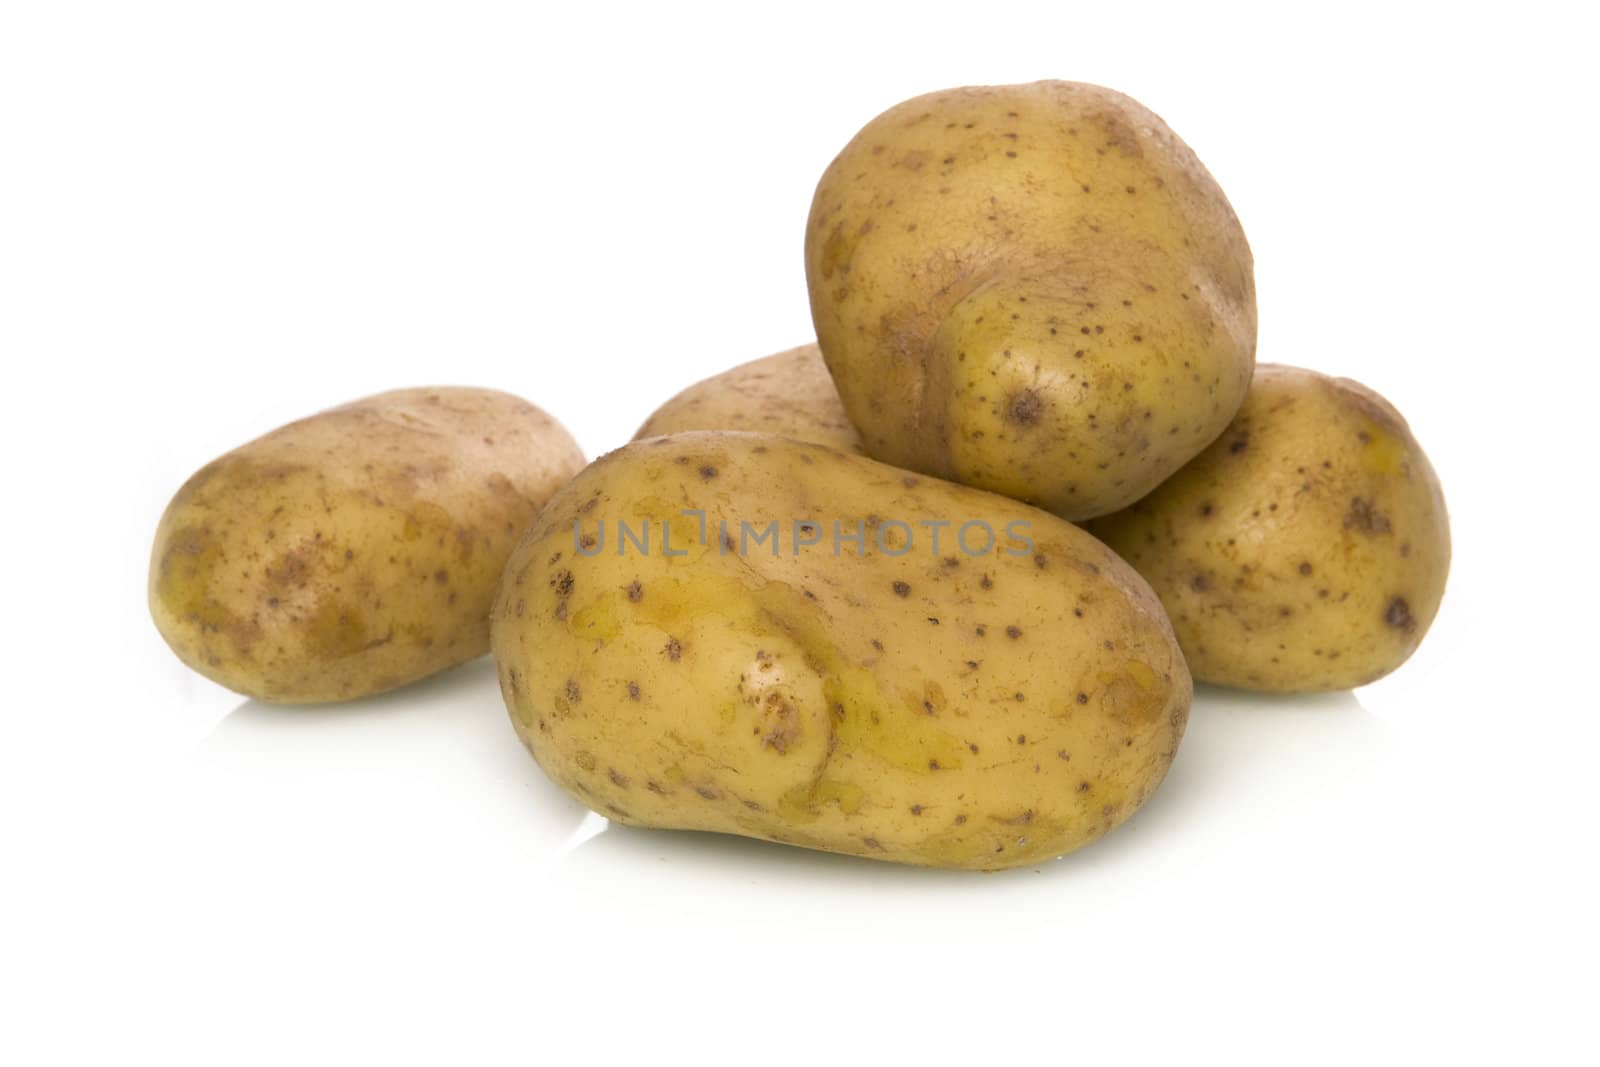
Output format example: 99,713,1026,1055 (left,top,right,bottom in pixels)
806,80,1256,521
150,387,584,703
